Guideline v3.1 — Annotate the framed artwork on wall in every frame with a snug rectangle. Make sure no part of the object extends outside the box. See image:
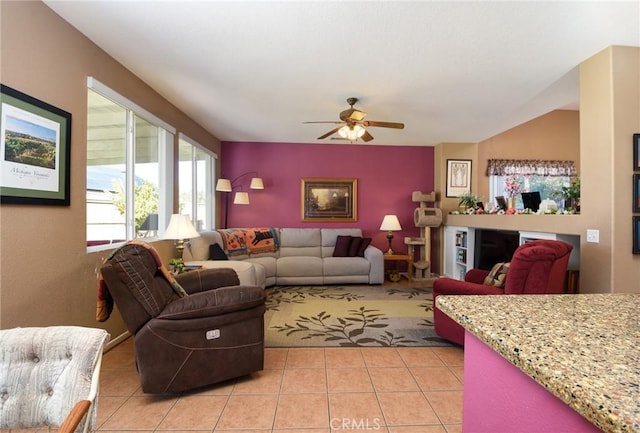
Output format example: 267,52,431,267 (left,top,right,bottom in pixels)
301,178,357,222
634,133,640,171
446,159,472,197
0,84,71,205
634,174,640,213
634,216,640,255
